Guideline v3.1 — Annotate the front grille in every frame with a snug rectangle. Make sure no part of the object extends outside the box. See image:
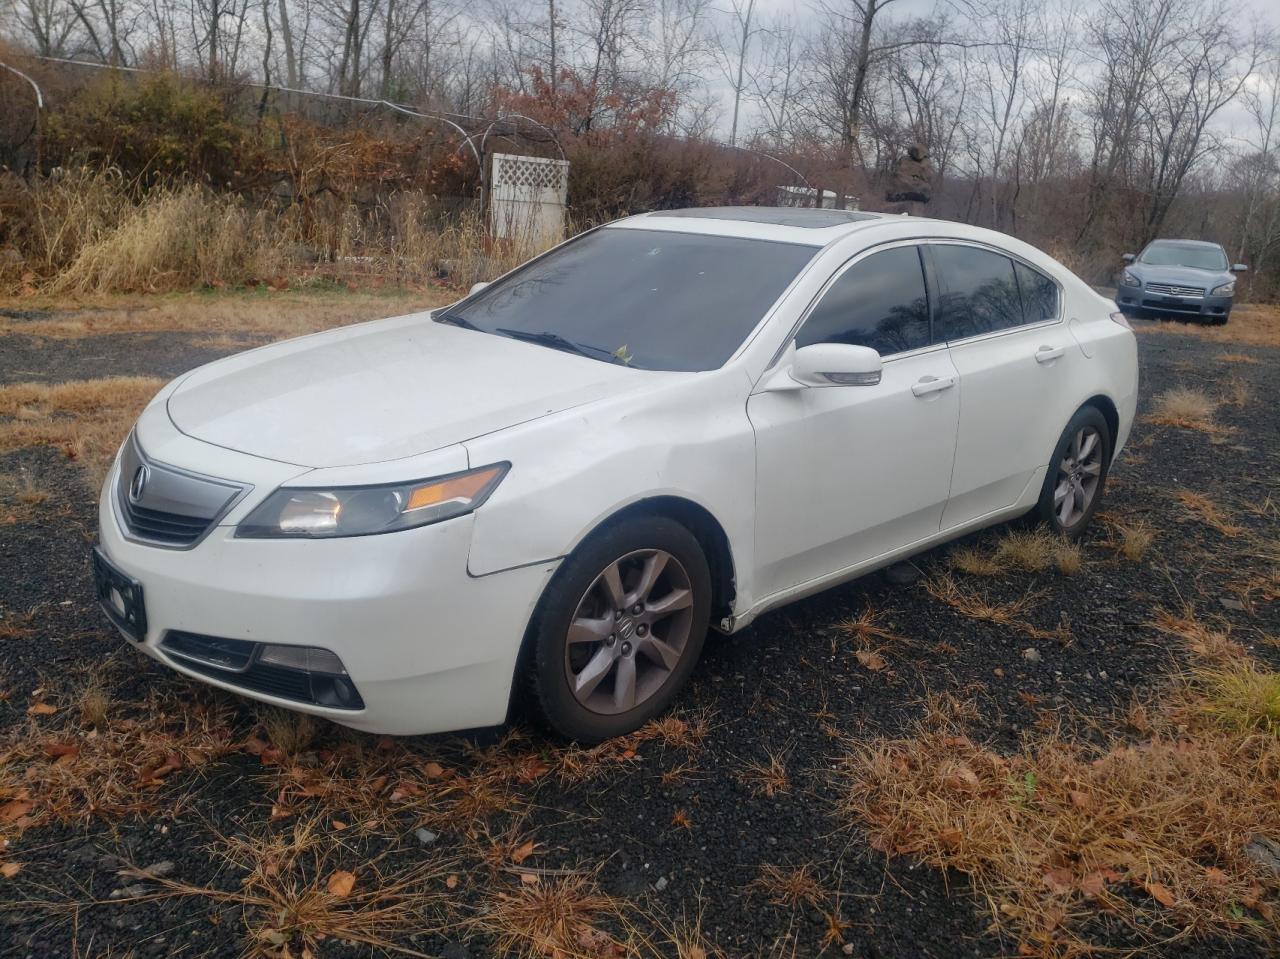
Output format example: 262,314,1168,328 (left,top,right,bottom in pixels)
159,631,365,710
1146,282,1204,298
114,432,248,549
119,500,213,545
